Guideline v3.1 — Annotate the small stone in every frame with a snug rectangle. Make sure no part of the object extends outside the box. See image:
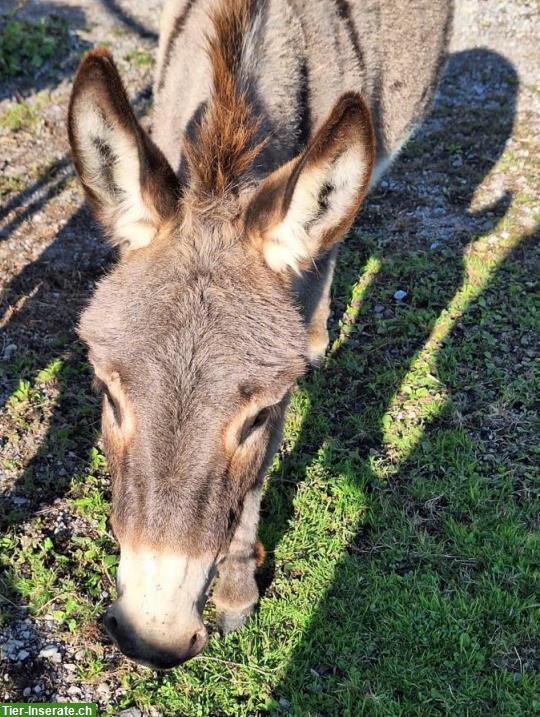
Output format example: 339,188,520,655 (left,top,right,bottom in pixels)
34,685,43,694
373,304,384,313
64,663,76,672
115,709,143,717
39,645,59,659
2,344,17,360
278,697,291,709
430,241,439,250
17,650,29,661
67,685,80,696
393,290,408,301
96,683,111,699
23,687,32,697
